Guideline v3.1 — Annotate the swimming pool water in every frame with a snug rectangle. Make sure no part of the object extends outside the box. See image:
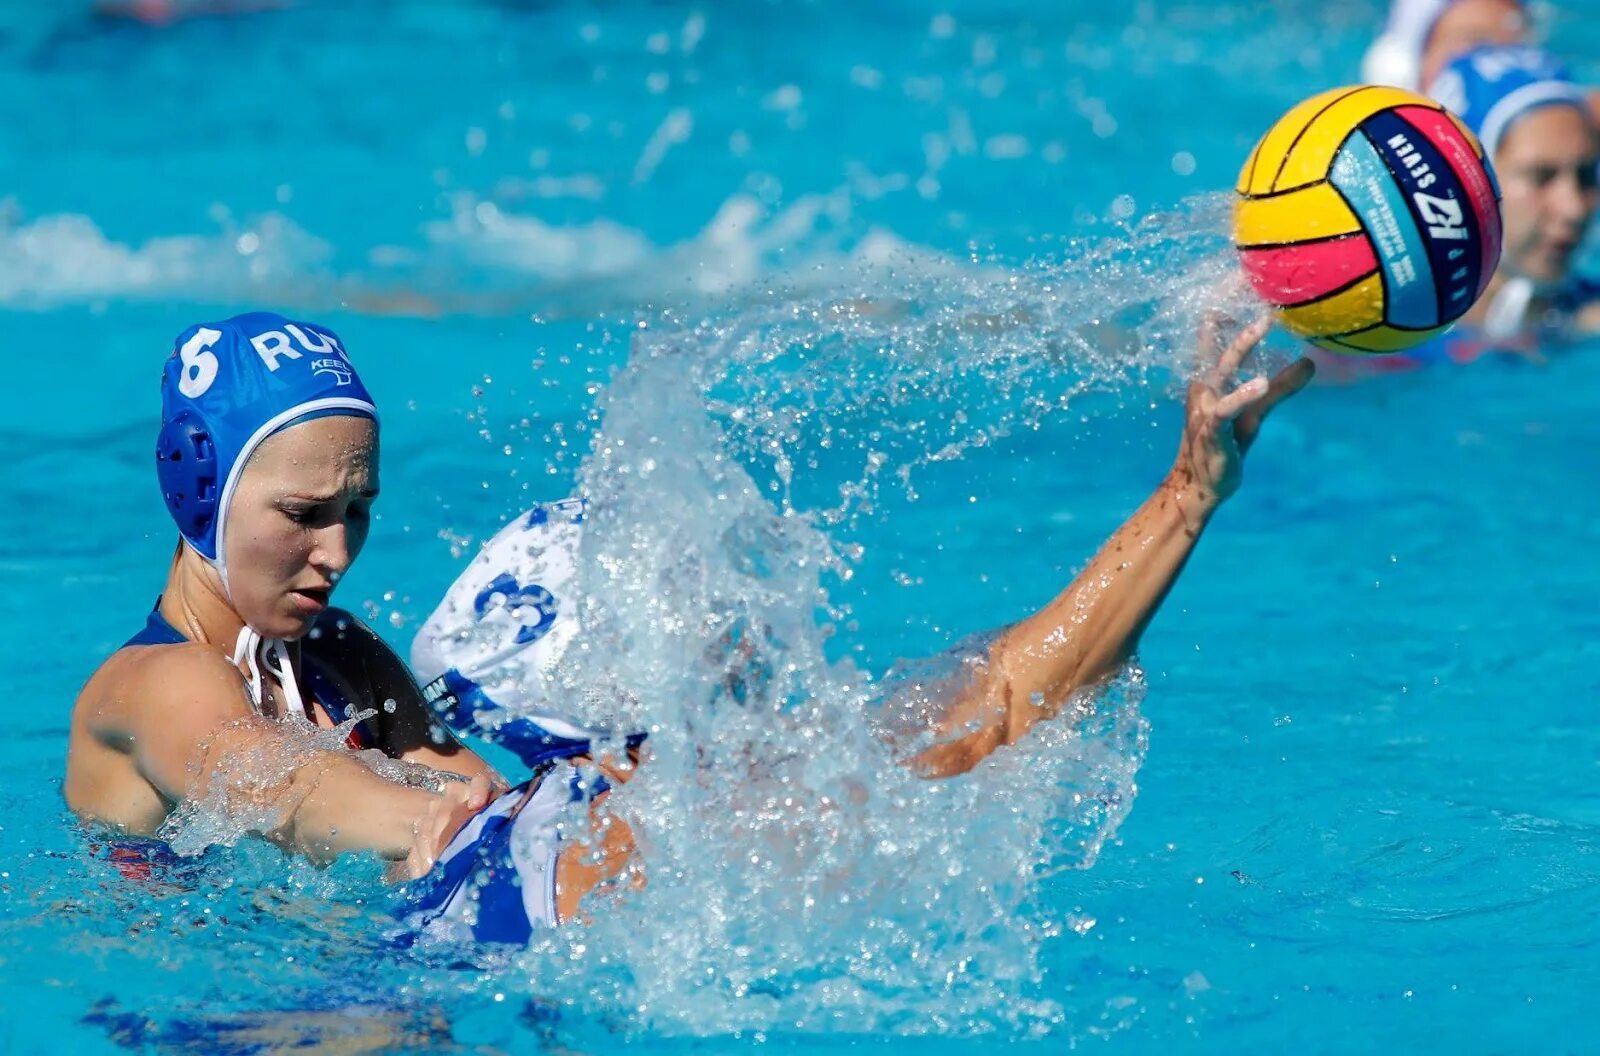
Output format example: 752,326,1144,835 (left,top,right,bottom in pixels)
3,1,1600,1051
